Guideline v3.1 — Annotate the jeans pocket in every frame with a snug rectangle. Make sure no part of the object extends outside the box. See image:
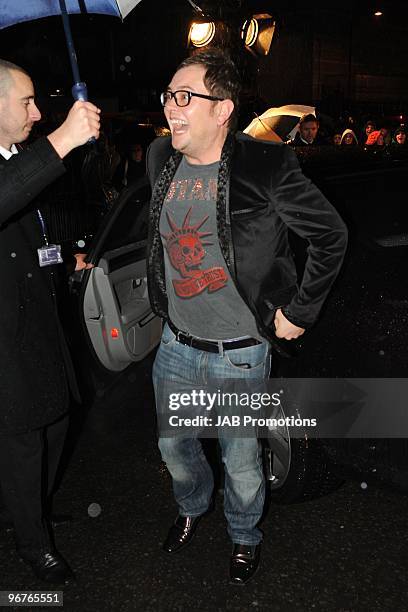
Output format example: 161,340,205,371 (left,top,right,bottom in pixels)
161,322,176,346
223,343,269,373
